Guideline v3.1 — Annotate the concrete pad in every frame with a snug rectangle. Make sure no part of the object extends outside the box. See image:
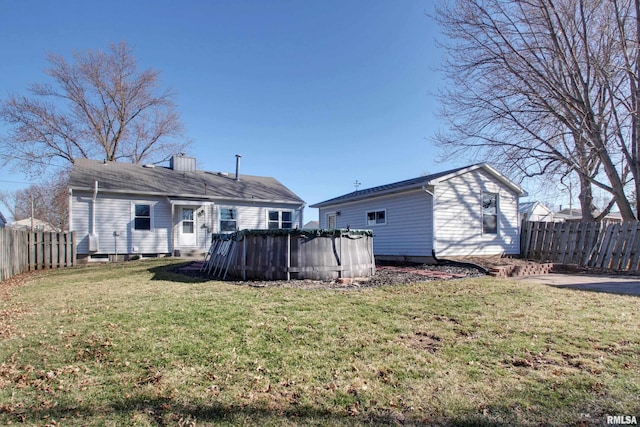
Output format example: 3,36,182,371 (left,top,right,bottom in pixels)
515,273,640,296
